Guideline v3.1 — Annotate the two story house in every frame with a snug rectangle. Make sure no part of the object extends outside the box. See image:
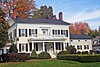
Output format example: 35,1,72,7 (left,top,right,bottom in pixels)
8,18,70,58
